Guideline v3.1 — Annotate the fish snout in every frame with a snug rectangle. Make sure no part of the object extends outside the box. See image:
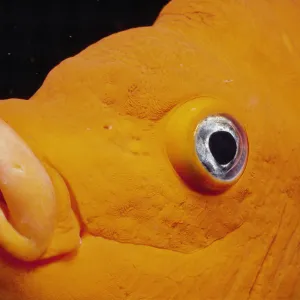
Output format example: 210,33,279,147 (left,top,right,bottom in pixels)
0,119,80,262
